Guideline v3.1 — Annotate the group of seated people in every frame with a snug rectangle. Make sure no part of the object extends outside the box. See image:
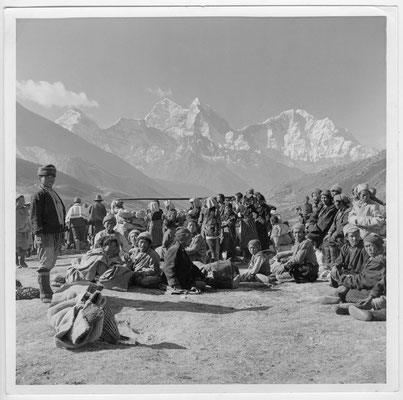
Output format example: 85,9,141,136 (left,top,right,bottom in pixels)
54,182,386,321
298,183,386,322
